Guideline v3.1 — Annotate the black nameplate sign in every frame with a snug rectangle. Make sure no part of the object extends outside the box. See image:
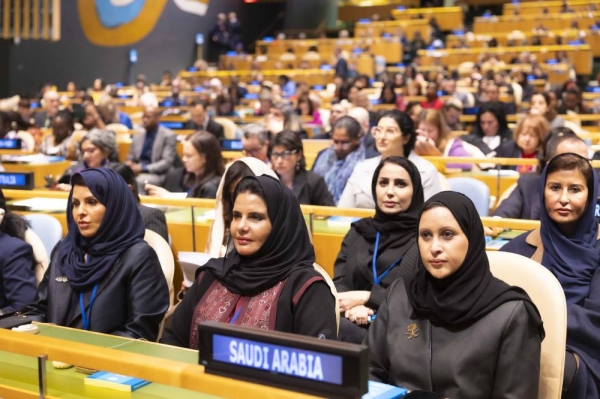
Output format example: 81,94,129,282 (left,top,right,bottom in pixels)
198,321,368,398
0,172,34,190
0,138,22,150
